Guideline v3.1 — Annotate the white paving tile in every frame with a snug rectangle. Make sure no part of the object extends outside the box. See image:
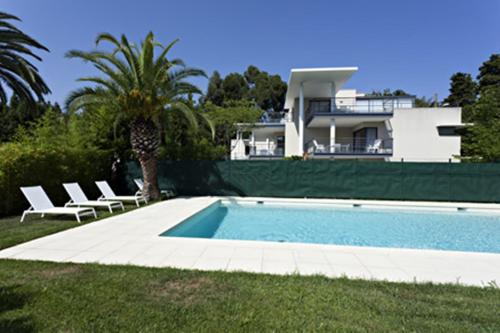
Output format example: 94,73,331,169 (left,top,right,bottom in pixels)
227,258,262,273
262,259,297,275
193,257,230,271
232,247,263,260
1,196,499,287
295,262,336,277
